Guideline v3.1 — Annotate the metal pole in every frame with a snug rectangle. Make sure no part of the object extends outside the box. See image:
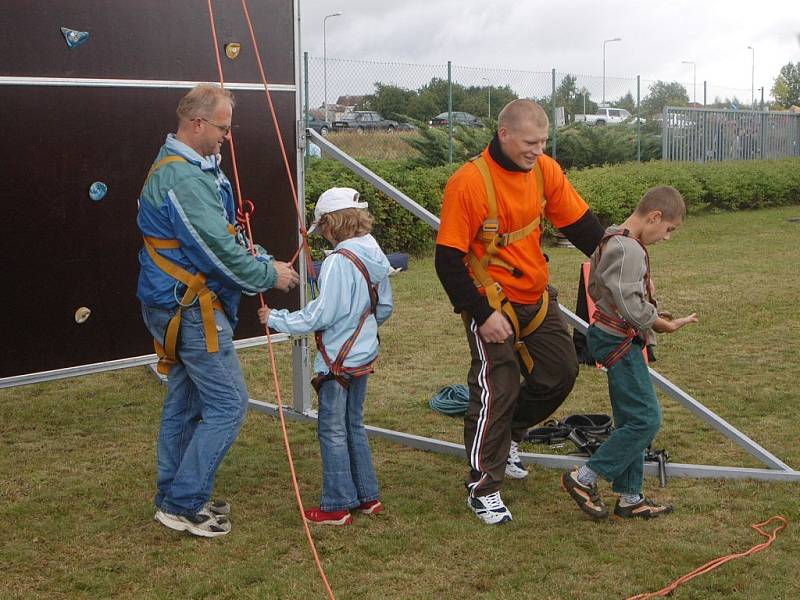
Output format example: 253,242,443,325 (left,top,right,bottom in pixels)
447,60,453,164
747,45,755,108
602,37,621,105
323,12,342,123
636,75,641,161
303,51,309,160
551,68,557,160
703,80,707,106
